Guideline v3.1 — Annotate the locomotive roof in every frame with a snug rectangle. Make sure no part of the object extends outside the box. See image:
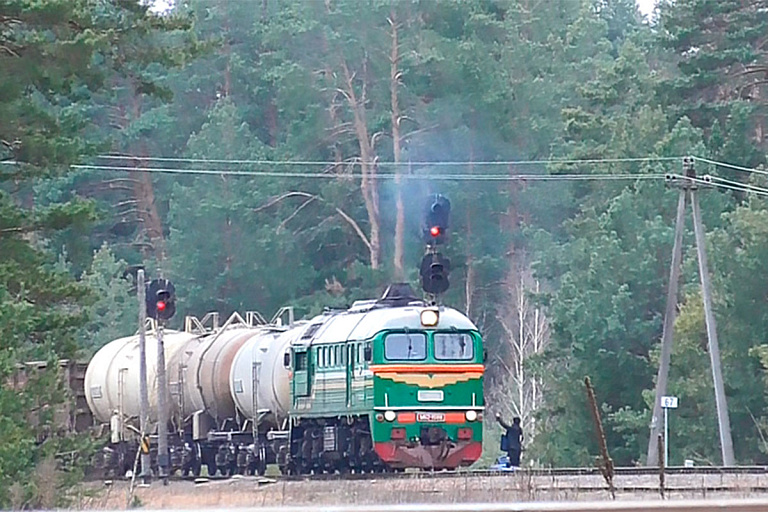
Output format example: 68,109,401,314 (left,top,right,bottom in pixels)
296,305,478,346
